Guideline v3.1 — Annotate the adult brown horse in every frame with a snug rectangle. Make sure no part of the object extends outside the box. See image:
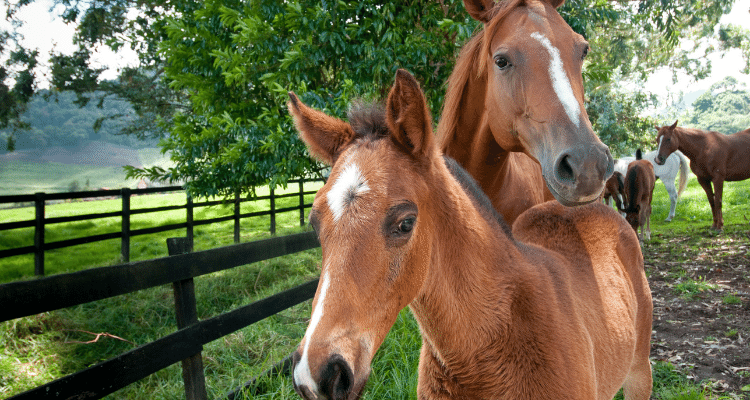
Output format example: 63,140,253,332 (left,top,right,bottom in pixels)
655,121,750,230
288,70,652,400
620,150,655,242
438,0,614,223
